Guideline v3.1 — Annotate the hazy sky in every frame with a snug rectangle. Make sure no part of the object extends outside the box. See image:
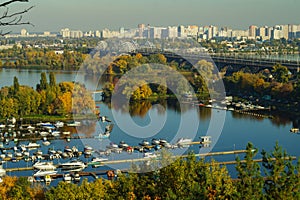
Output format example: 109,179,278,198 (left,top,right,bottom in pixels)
6,0,300,33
